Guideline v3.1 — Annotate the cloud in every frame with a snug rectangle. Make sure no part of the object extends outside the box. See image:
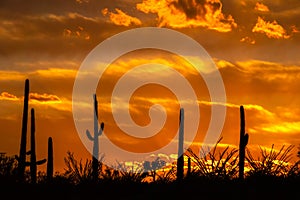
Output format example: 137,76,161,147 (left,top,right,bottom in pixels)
0,71,26,81
214,59,235,69
252,16,290,39
216,59,300,82
198,100,275,119
291,25,299,33
63,26,90,40
234,59,300,82
35,68,77,78
75,0,89,4
29,93,61,104
0,91,71,112
0,91,61,104
254,2,270,12
260,122,300,134
136,0,237,32
102,8,142,27
240,36,256,44
0,92,19,101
